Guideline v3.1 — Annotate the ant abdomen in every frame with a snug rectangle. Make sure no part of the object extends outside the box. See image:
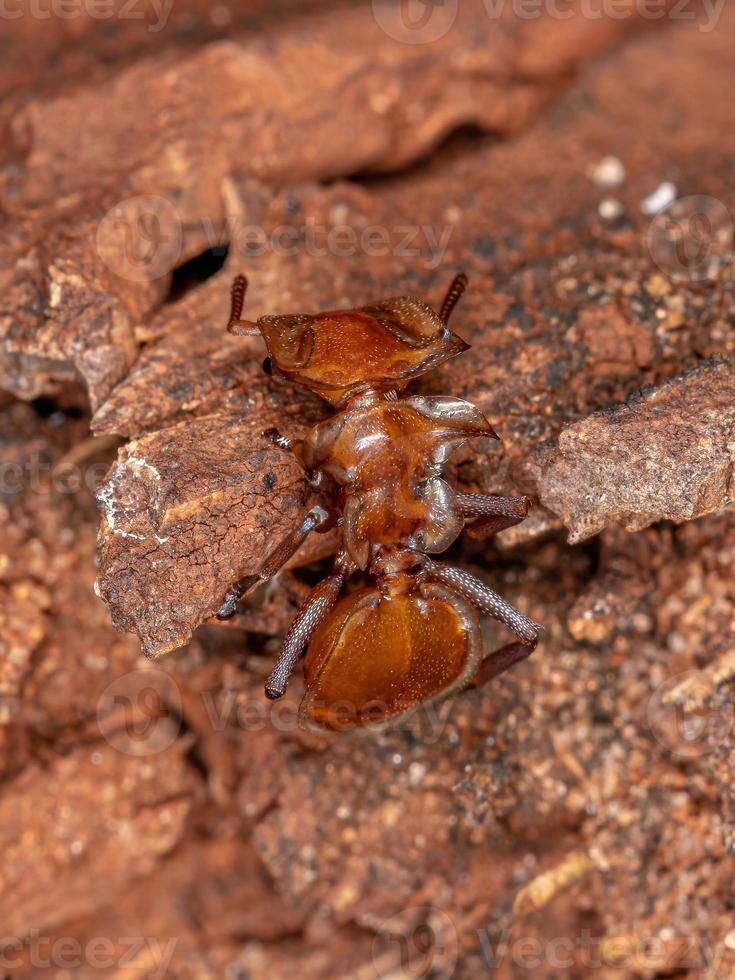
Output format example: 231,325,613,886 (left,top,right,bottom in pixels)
299,583,482,732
